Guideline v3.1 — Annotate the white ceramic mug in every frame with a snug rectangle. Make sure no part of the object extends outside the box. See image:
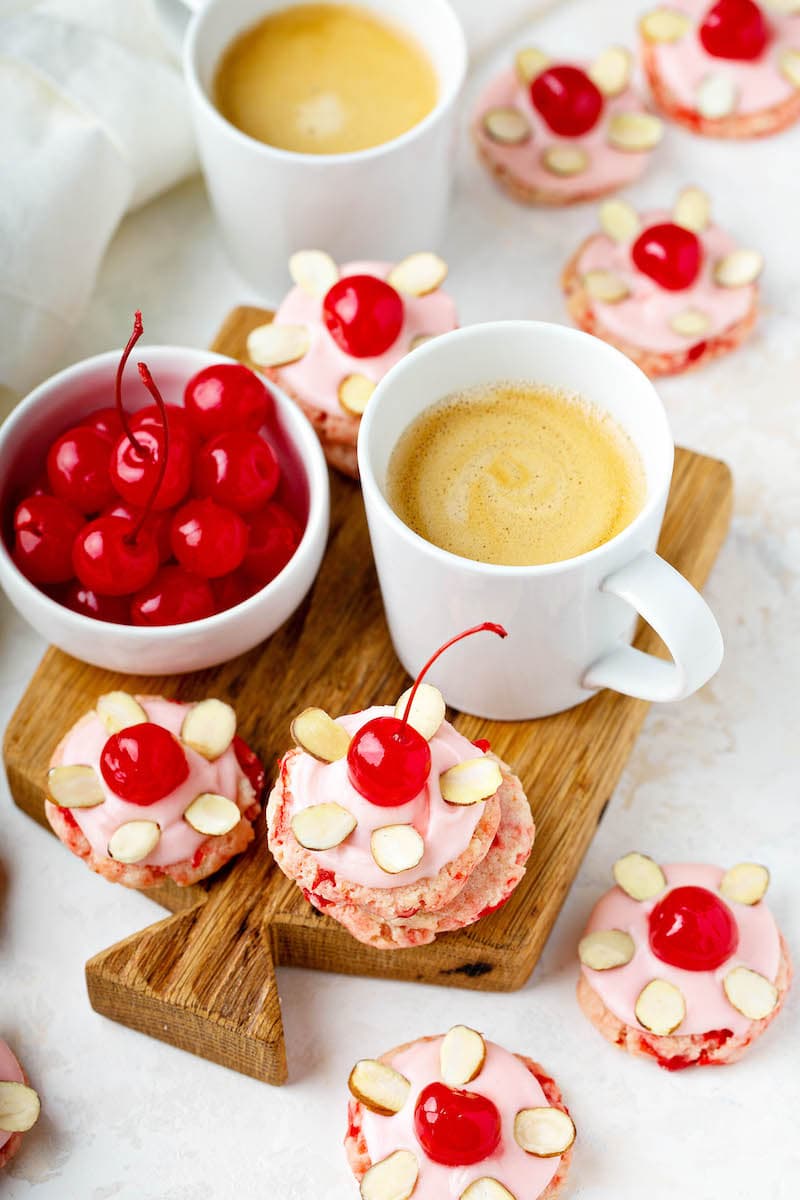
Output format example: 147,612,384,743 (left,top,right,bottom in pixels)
358,321,724,720
155,0,467,298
